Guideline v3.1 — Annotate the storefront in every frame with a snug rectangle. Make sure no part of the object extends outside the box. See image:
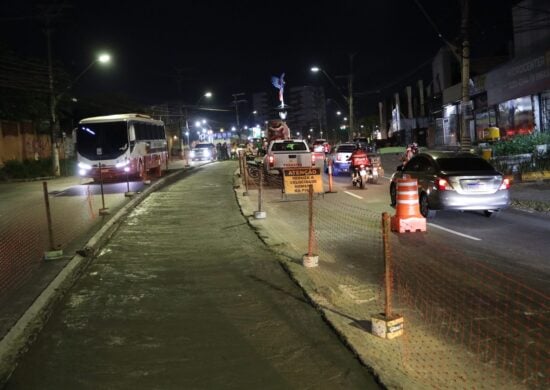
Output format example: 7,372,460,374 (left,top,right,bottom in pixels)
484,50,550,138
